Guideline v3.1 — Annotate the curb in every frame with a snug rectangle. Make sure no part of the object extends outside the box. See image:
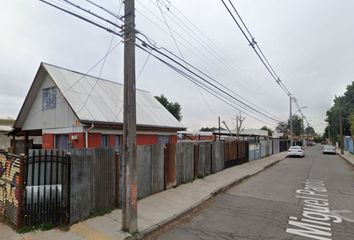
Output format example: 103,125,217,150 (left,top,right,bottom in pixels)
337,153,354,167
133,155,286,239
